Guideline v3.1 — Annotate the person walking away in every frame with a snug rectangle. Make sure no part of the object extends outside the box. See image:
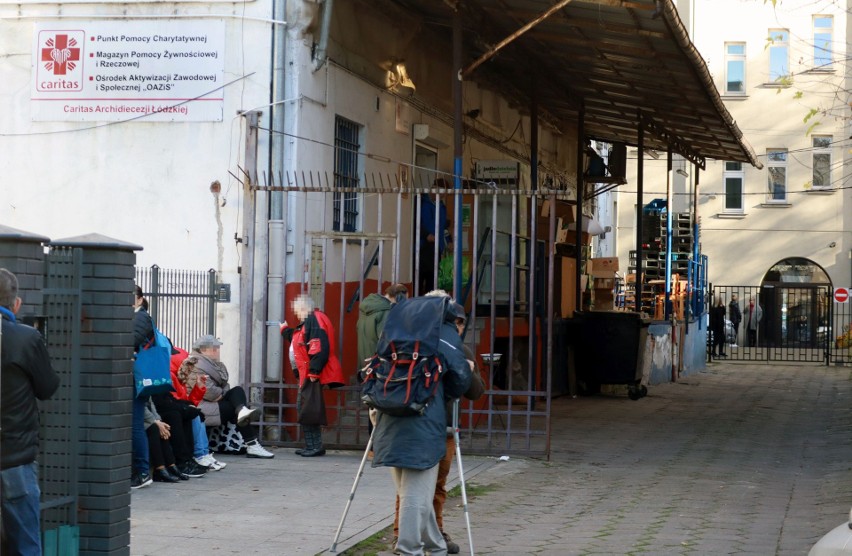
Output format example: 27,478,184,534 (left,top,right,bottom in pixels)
357,284,409,440
710,296,727,358
371,296,473,556
280,294,345,457
390,295,484,554
131,286,154,489
728,294,742,348
193,335,274,459
0,268,60,556
745,296,763,348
